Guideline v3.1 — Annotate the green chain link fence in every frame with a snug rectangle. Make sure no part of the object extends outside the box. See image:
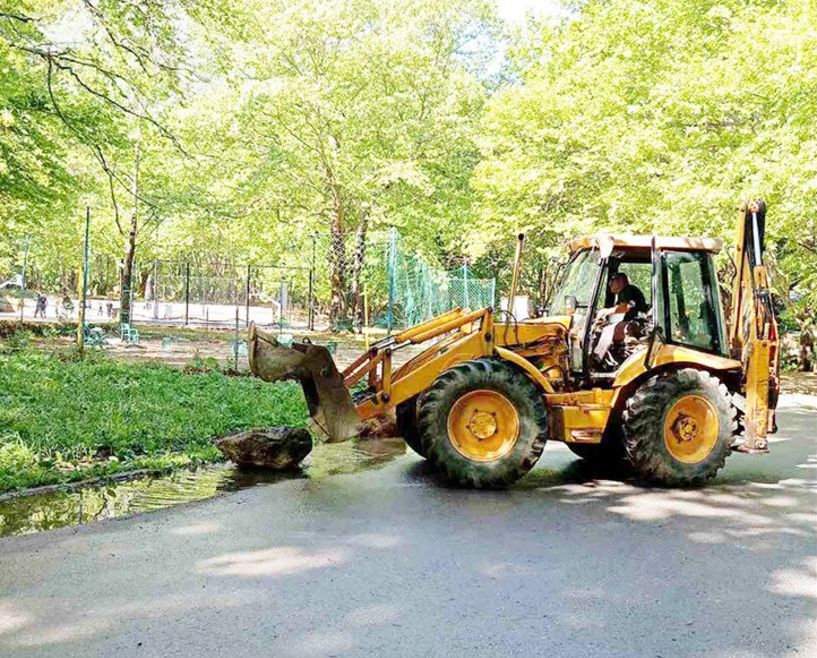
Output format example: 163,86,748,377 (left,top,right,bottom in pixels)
370,228,495,330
